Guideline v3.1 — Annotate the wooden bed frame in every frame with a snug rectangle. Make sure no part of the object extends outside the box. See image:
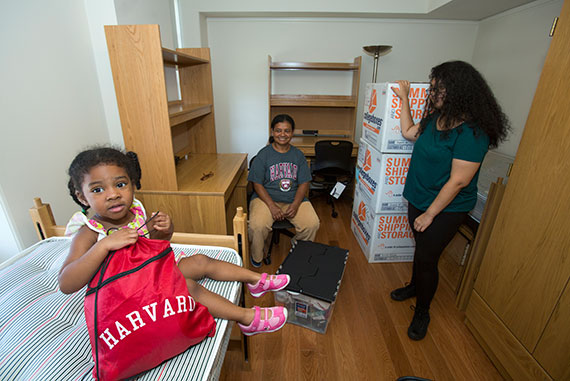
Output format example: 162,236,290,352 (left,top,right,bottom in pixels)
28,197,251,363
